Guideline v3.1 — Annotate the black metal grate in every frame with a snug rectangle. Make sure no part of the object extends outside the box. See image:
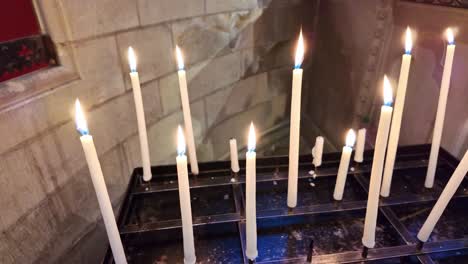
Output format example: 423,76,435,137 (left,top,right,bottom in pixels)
104,144,468,263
